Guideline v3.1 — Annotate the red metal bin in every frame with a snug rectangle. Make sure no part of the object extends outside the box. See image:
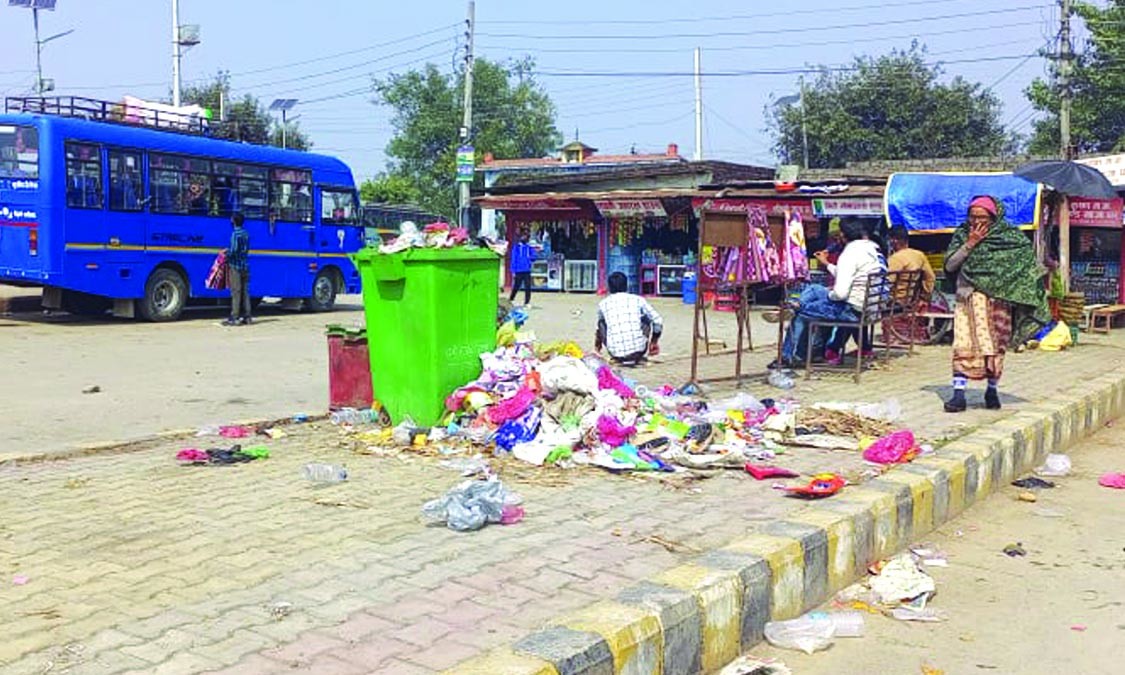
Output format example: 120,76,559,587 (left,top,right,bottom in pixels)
326,325,374,410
